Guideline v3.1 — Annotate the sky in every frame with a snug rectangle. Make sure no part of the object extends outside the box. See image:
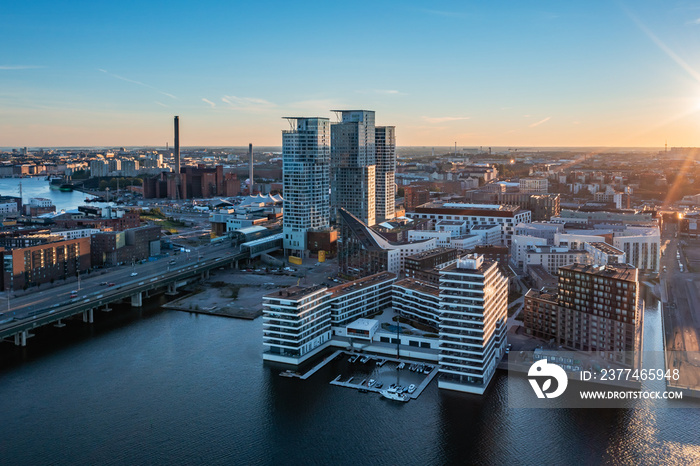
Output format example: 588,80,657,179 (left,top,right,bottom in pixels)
2,0,700,148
